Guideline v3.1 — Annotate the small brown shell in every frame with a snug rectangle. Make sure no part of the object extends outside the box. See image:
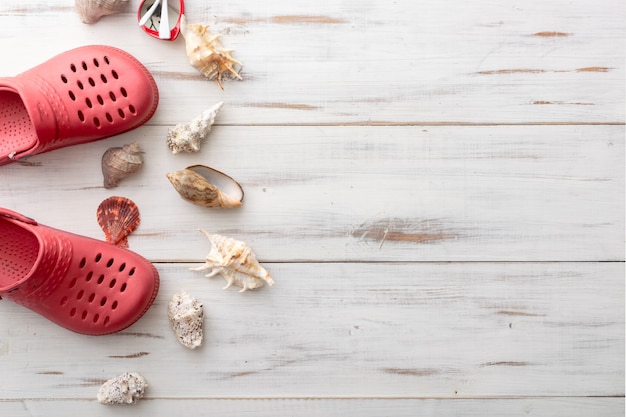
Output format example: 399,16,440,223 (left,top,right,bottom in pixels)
75,0,130,24
166,165,243,208
97,196,140,248
102,142,143,189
